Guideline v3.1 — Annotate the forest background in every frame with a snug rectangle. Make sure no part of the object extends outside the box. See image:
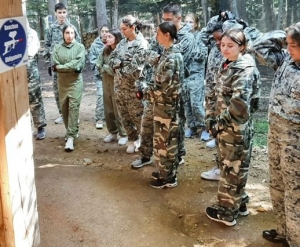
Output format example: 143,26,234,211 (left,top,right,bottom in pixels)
25,0,300,42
